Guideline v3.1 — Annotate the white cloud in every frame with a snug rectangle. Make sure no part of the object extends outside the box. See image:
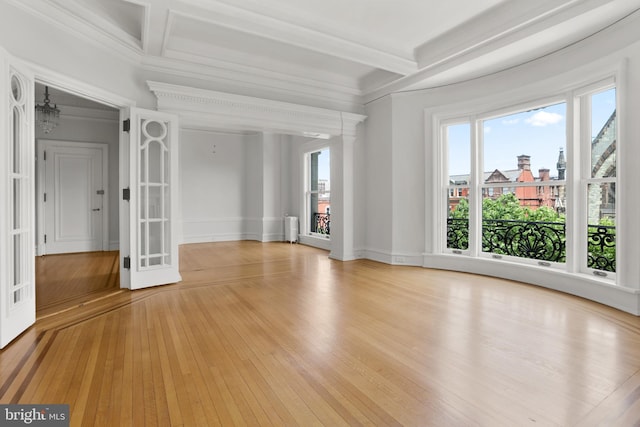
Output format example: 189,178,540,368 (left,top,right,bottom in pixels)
484,126,491,133
525,111,563,127
502,118,520,125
